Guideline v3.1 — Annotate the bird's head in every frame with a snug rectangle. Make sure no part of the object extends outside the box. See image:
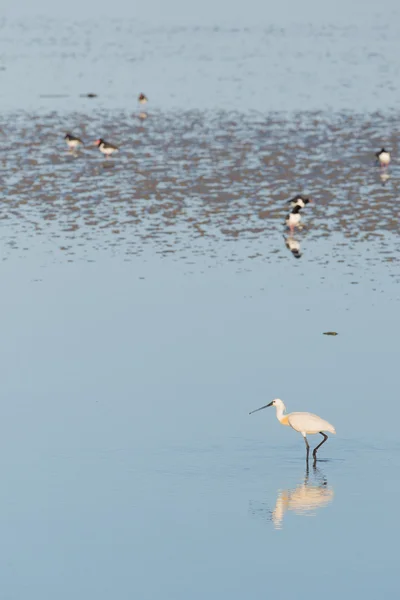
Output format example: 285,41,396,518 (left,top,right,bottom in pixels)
290,195,312,208
270,398,285,409
249,398,285,415
93,139,103,146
